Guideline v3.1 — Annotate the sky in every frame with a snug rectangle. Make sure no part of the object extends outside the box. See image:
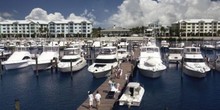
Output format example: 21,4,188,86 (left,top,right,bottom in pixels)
0,0,220,28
